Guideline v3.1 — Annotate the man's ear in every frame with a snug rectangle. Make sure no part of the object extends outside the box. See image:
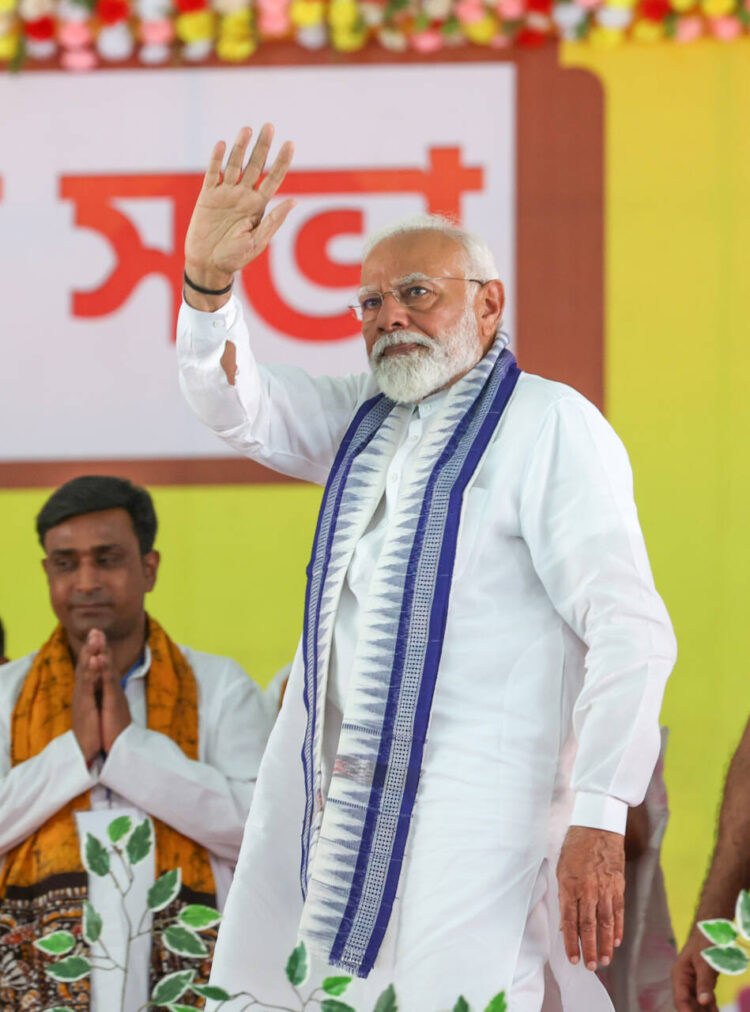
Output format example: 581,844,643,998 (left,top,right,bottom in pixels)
478,280,505,346
143,550,160,592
